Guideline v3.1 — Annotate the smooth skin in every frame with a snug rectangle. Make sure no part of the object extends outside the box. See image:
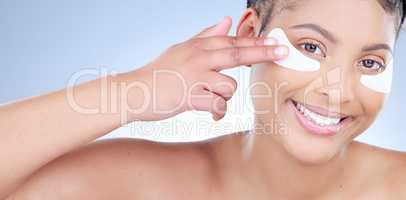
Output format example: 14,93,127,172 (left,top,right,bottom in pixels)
4,0,406,199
